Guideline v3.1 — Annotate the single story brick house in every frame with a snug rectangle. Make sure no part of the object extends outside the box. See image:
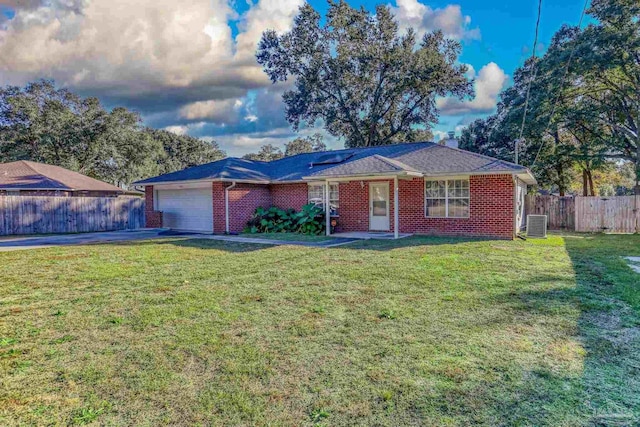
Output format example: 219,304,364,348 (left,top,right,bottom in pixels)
135,141,535,239
0,160,125,197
